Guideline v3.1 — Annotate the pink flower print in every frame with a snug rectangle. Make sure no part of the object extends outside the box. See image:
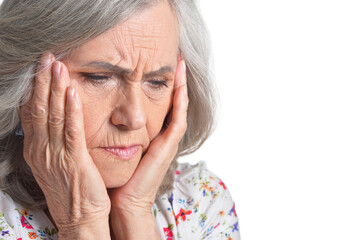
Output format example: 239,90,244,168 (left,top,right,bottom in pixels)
228,203,238,217
163,227,173,240
219,179,227,190
175,208,192,225
175,170,180,175
20,215,33,229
